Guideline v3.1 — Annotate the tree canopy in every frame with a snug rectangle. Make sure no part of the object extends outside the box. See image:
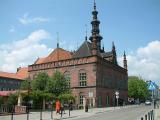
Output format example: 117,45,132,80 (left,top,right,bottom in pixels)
128,76,149,100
